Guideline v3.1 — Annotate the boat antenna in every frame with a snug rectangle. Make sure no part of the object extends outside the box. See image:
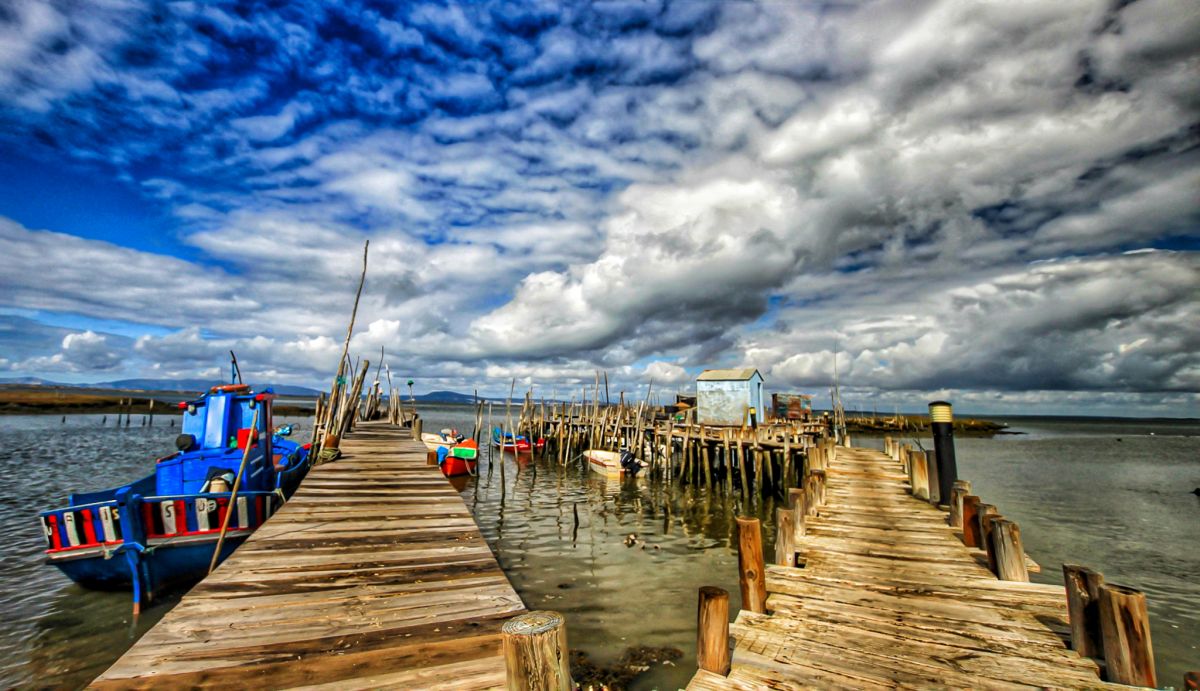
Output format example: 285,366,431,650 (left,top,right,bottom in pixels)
230,350,243,385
